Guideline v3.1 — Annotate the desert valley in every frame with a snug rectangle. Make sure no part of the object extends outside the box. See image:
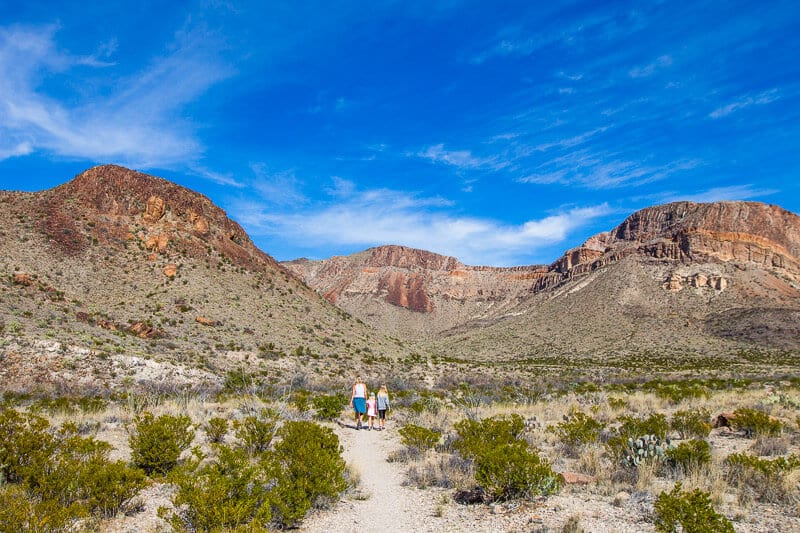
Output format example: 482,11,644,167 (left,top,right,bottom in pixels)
2,165,800,532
